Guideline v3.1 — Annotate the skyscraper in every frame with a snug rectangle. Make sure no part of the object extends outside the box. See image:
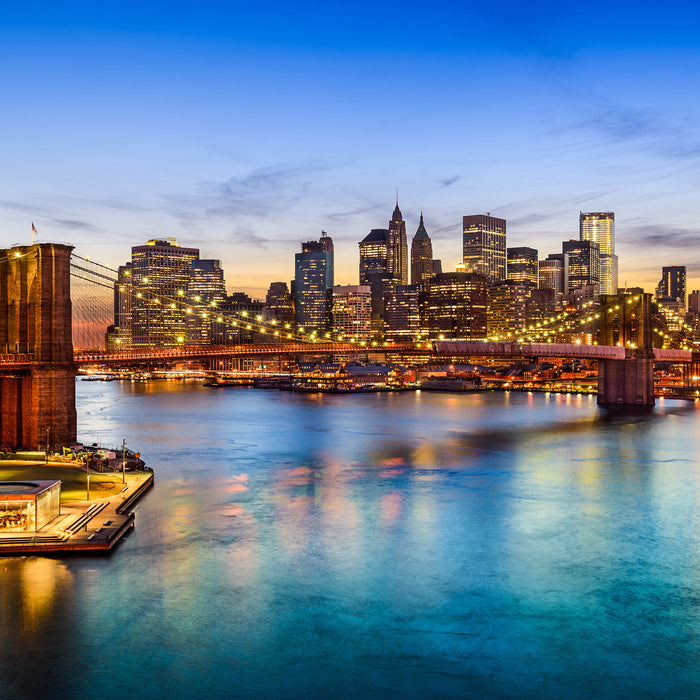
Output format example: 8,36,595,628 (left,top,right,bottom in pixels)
462,214,506,281
562,239,600,295
294,234,334,334
580,212,617,295
507,247,538,287
332,285,371,343
421,272,488,340
129,238,200,347
359,228,392,339
186,259,227,345
384,285,420,341
538,257,565,309
387,201,408,285
656,266,687,308
410,213,434,287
